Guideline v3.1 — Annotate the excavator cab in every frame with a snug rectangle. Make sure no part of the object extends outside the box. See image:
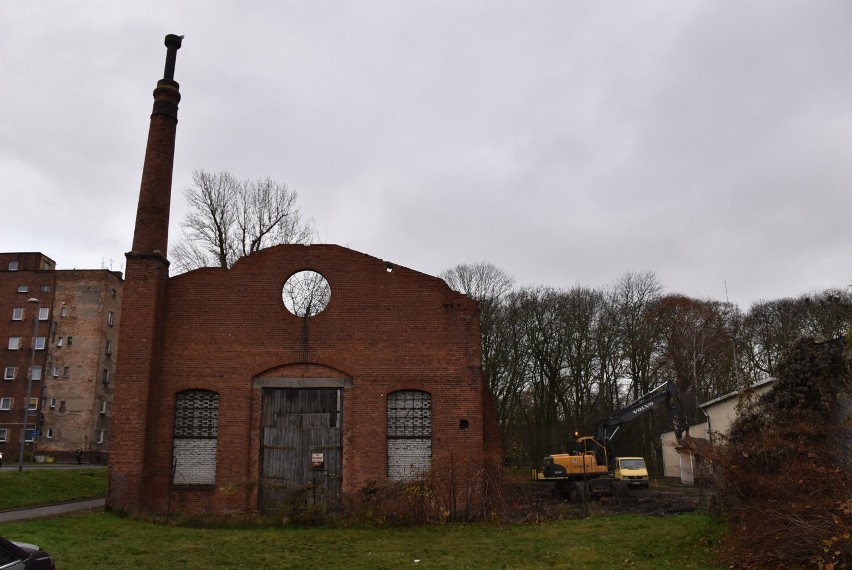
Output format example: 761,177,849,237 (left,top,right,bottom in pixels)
568,435,609,471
